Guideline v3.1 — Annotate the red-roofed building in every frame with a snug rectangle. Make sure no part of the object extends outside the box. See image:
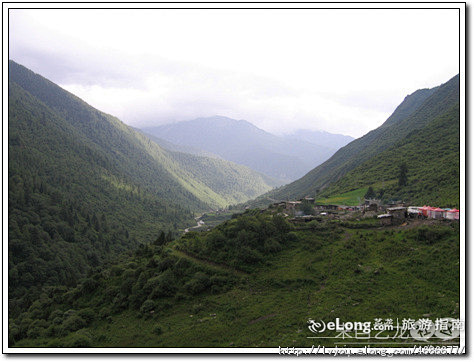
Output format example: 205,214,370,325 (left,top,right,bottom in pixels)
419,206,430,217
446,208,460,220
431,207,445,219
